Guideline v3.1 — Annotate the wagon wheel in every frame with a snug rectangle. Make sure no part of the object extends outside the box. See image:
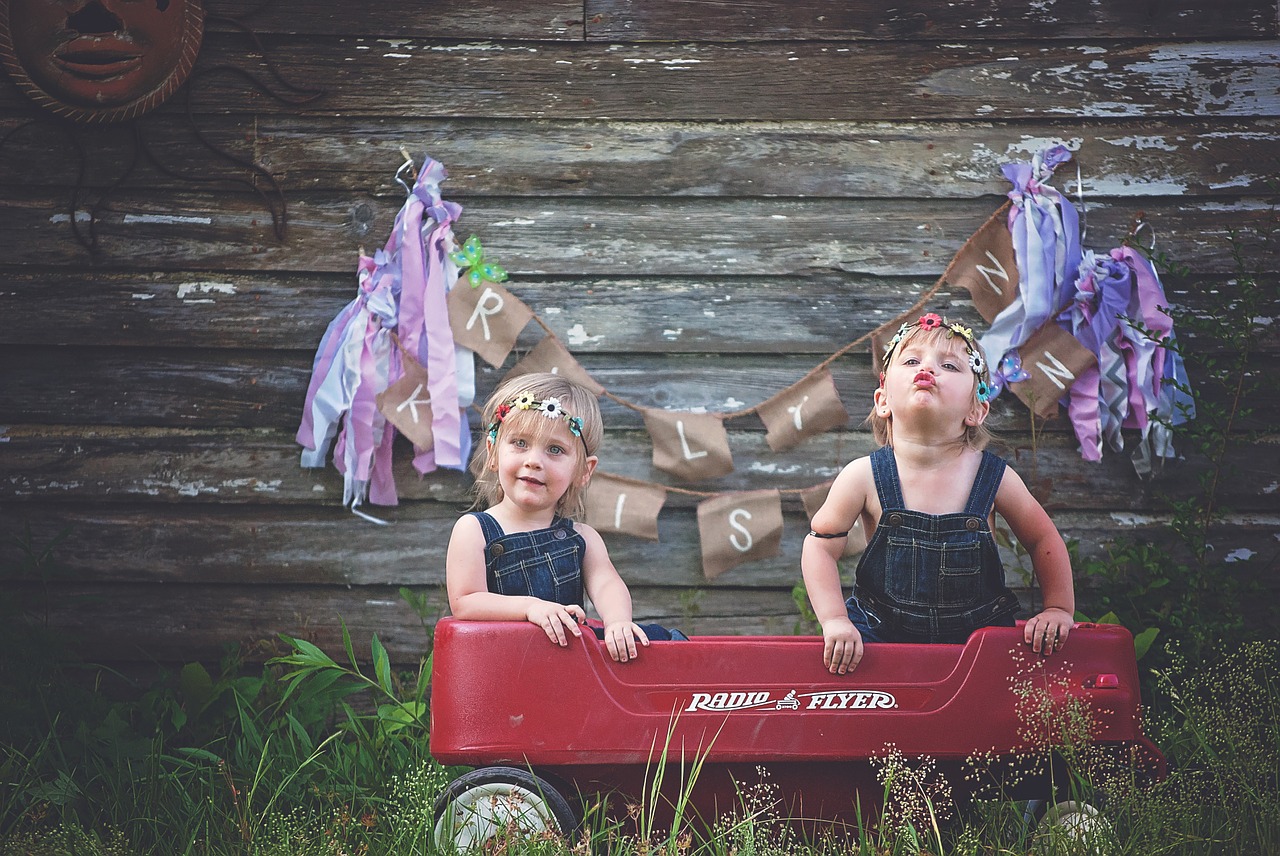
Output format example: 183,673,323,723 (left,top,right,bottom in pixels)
433,766,581,852
1025,797,1115,852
